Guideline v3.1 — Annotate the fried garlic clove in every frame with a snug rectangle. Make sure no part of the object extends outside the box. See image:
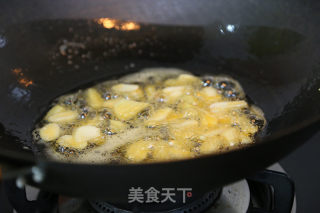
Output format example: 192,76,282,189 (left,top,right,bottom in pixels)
210,100,248,113
39,123,61,141
199,141,220,154
145,85,157,100
198,87,222,103
86,88,104,109
170,120,199,140
221,127,241,143
146,107,173,125
45,105,65,120
103,98,123,108
109,120,127,133
112,84,144,100
162,86,186,104
113,99,149,120
73,125,101,147
152,144,193,161
177,74,201,85
56,135,76,148
47,110,78,123
84,116,105,127
125,140,153,162
199,110,218,129
164,74,200,86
